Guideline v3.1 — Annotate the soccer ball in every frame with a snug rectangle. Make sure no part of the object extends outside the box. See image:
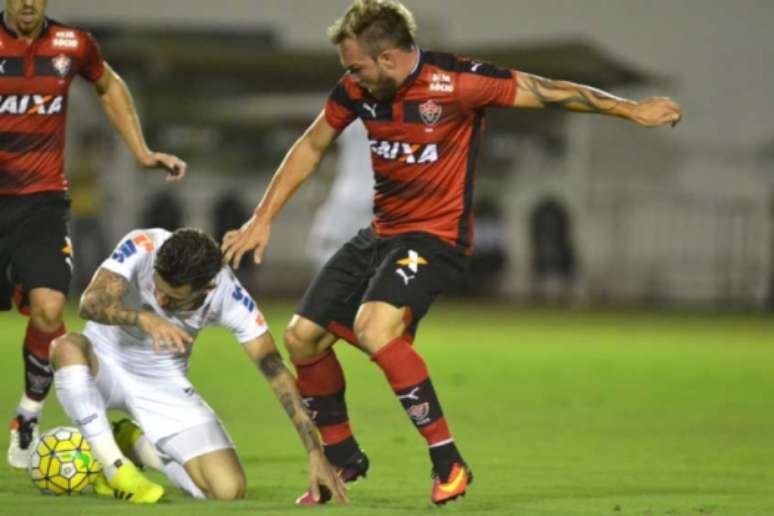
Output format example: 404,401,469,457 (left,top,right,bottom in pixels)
28,426,101,495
